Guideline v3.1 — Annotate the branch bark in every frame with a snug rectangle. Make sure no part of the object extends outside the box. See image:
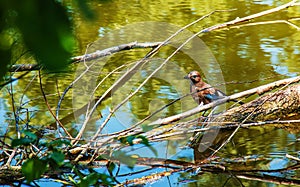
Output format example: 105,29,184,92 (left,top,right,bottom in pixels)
70,41,163,63
213,84,300,124
8,42,163,72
